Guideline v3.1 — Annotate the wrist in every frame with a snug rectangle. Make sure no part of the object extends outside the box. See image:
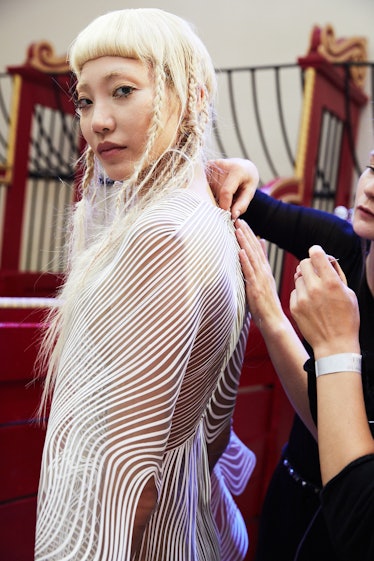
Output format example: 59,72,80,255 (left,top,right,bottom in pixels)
315,353,362,377
313,339,361,360
255,307,290,335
